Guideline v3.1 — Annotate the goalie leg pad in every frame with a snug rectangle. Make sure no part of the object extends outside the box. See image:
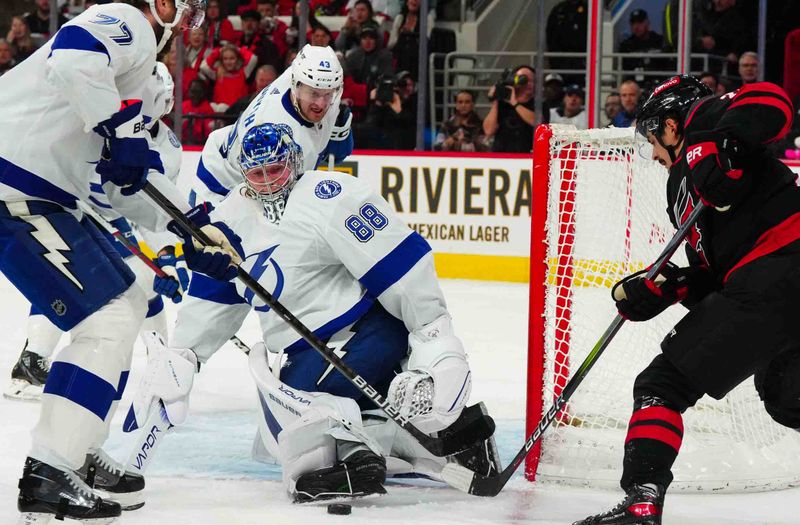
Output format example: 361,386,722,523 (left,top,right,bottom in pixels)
30,284,146,470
